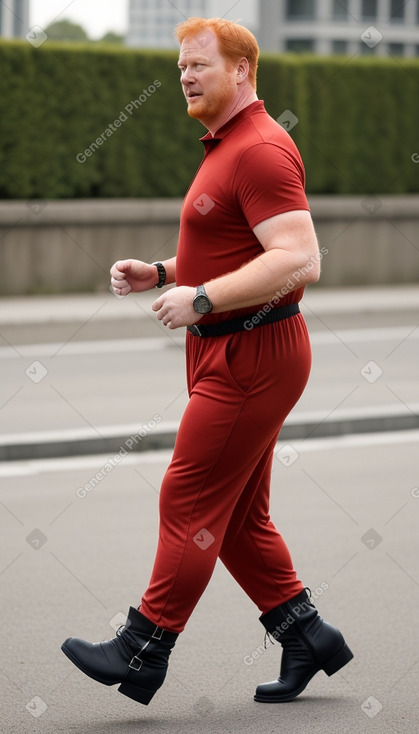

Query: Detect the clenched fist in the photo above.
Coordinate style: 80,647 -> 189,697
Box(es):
110,259 -> 158,296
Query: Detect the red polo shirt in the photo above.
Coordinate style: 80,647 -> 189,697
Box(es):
176,100 -> 310,322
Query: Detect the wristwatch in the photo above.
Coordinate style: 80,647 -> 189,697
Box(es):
152,261 -> 166,288
193,285 -> 213,314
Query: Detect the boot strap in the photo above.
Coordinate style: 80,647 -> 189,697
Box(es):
151,625 -> 163,640
129,640 -> 150,671
128,625 -> 169,671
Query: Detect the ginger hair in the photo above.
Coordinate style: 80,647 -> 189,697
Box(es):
175,17 -> 259,90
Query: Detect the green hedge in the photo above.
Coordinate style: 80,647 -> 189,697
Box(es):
0,40 -> 418,198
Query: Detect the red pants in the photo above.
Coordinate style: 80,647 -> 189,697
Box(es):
140,312 -> 311,633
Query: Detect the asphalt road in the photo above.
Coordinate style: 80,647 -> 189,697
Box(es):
1,432 -> 418,733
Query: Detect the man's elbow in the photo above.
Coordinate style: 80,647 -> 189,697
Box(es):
291,252 -> 321,287
305,261 -> 321,284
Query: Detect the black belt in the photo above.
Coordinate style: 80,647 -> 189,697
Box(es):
187,303 -> 300,338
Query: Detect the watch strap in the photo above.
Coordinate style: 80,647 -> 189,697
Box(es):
152,261 -> 166,288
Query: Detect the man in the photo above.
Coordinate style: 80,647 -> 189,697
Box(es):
61,17 -> 353,706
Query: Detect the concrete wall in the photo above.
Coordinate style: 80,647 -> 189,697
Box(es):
0,196 -> 418,295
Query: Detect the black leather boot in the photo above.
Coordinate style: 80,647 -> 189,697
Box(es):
254,588 -> 353,703
61,607 -> 178,705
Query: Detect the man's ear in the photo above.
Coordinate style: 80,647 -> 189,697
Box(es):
236,57 -> 249,83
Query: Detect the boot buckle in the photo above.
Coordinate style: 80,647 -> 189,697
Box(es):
129,654 -> 143,671
129,639 -> 151,671
152,626 -> 163,640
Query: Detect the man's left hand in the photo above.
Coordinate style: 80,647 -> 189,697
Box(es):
152,286 -> 202,329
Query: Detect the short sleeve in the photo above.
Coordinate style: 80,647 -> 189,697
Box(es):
233,141 -> 310,230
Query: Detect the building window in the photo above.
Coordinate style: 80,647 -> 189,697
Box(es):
361,0 -> 377,19
332,39 -> 349,53
286,0 -> 315,20
286,38 -> 315,52
390,0 -> 405,21
388,42 -> 404,55
359,43 -> 377,56
333,0 -> 349,20
360,40 -> 377,54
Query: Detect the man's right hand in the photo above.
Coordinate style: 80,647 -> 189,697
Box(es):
110,259 -> 158,296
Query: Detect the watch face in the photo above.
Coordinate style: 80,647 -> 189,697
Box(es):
194,295 -> 212,314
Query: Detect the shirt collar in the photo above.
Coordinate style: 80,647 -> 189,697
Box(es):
199,100 -> 266,144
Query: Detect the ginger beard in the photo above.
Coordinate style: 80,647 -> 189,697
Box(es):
185,67 -> 237,126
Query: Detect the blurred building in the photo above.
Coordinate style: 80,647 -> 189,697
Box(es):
126,0 -> 257,48
258,0 -> 419,56
0,0 -> 29,38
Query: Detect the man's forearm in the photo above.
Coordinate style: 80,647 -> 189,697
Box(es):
204,248 -> 319,313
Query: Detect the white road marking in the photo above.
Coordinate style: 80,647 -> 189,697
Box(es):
0,337 -> 185,359
0,325 -> 418,359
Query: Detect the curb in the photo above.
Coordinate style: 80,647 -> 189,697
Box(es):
1,406 -> 418,462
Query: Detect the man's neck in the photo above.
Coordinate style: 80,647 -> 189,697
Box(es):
204,88 -> 258,137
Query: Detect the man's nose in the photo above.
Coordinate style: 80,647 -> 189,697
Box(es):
181,67 -> 195,85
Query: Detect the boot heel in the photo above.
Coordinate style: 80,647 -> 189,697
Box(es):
118,681 -> 156,705
323,643 -> 354,676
